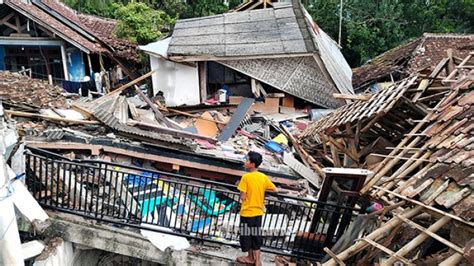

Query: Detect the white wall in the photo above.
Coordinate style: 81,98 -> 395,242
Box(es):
150,56 -> 200,107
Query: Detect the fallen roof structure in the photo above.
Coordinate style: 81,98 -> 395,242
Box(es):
300,52 -> 474,265
353,33 -> 474,92
0,0 -> 140,84
141,0 -> 353,109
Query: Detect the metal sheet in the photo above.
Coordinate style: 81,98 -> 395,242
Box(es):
217,98 -> 254,141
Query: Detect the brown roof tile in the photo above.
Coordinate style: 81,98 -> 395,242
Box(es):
7,0 -> 103,53
458,90 -> 474,106
77,14 -> 140,65
435,182 -> 471,208
452,194 -> 474,221
352,33 -> 474,90
444,165 -> 472,182
38,0 -> 139,64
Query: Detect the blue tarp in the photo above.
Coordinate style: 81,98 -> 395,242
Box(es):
124,171 -> 160,187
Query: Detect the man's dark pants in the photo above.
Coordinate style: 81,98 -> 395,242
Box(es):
239,215 -> 263,252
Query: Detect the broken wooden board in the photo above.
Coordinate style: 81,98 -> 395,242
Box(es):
217,98 -> 254,141
283,152 -> 320,188
194,112 -> 219,138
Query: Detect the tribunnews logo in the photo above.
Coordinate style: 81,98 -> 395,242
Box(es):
241,224 -> 285,236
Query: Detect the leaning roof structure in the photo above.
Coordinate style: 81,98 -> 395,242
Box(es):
353,33 -> 474,91
3,0 -> 140,67
161,0 -> 353,108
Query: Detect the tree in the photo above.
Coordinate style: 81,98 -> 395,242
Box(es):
113,2 -> 174,44
181,0 -> 230,18
304,0 -> 474,67
61,0 -> 117,17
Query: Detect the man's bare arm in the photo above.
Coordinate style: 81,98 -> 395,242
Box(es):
240,191 -> 247,202
266,187 -> 277,193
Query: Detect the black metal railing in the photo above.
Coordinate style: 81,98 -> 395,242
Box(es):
25,148 -> 360,259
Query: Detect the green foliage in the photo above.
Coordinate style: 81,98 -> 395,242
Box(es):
181,0 -> 230,18
113,2 -> 175,44
305,0 -> 473,66
61,0 -> 117,17
62,0 -> 473,64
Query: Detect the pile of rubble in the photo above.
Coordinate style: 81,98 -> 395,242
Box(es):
298,53 -> 473,265
1,70 -> 317,197
2,52 -> 473,266
0,71 -> 71,109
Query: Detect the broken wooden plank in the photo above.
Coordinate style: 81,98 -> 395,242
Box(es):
4,110 -> 100,125
283,152 -> 320,188
382,216 -> 451,266
333,93 -> 372,101
394,214 -> 464,254
374,186 -> 473,227
322,206 -> 423,266
133,85 -> 175,128
108,70 -> 156,97
128,119 -> 217,142
362,238 -> 413,265
165,108 -> 226,125
71,103 -> 94,119
324,247 -> 346,266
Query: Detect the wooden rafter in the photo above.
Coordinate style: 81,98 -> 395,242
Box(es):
233,0 -> 274,12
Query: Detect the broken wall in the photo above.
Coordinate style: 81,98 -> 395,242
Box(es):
150,56 -> 200,106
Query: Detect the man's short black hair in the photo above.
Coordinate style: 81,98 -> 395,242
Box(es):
247,151 -> 263,168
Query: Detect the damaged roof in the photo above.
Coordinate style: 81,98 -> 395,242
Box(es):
158,0 -> 353,105
4,0 -> 139,65
77,13 -> 141,65
38,0 -> 140,65
300,75 -> 417,137
220,56 -> 344,108
5,0 -> 103,54
168,2 -> 315,58
412,79 -> 474,220
353,33 -> 474,90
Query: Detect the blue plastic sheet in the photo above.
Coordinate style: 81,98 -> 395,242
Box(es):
124,171 -> 160,187
191,218 -> 212,232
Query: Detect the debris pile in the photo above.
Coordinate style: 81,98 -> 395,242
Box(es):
301,53 -> 474,265
2,41 -> 472,264
0,71 -> 71,109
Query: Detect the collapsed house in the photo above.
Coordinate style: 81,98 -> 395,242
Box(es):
0,0 -> 472,264
0,0 -> 139,89
353,33 -> 474,92
0,58 -> 354,263
299,52 -> 474,265
139,0 -> 353,109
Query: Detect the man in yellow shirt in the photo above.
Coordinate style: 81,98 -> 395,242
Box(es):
236,151 -> 277,265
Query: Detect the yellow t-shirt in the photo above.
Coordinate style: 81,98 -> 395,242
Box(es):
237,171 -> 276,217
